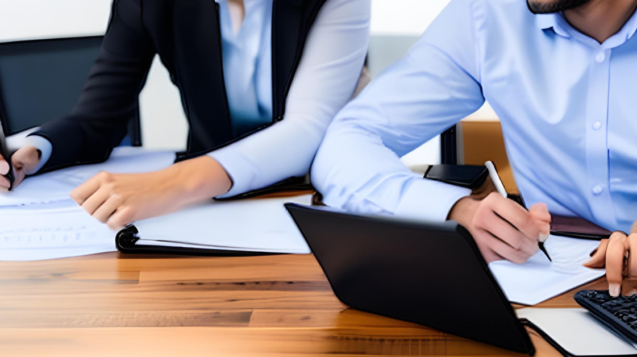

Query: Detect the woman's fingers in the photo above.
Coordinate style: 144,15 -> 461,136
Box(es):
583,239 -> 609,269
92,194 -> 124,223
70,172 -> 111,205
106,206 -> 134,231
80,188 -> 112,216
606,232 -> 628,297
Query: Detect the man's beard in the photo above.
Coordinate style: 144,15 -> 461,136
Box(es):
527,0 -> 592,14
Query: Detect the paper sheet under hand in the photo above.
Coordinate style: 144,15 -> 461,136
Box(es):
0,202 -> 116,261
0,147 -> 175,207
489,235 -> 605,305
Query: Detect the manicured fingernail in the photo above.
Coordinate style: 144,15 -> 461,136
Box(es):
539,233 -> 549,242
628,290 -> 637,297
610,284 -> 621,297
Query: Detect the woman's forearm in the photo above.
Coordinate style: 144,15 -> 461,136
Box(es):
169,155 -> 233,205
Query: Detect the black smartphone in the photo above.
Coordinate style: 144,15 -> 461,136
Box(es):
424,164 -> 488,190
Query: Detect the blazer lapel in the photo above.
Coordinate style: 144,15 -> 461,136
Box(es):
173,0 -> 232,155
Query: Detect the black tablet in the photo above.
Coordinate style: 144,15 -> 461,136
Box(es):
285,203 -> 534,355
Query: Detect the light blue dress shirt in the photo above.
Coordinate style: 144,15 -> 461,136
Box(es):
312,0 -> 637,233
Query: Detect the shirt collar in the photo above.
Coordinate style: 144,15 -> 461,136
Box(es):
535,13 -> 571,38
614,8 -> 637,44
536,10 -> 637,48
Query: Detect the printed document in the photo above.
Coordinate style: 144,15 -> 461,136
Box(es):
489,235 -> 605,305
0,147 -> 175,207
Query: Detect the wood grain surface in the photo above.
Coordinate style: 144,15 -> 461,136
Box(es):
0,252 -> 606,356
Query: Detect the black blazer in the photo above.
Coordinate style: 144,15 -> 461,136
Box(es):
34,0 -> 327,172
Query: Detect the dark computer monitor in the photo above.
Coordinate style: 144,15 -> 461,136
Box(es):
0,36 -> 141,145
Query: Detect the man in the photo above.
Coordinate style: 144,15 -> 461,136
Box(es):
312,0 -> 637,297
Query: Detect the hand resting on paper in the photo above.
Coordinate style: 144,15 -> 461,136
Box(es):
70,155 -> 232,230
0,146 -> 41,192
449,192 -> 551,264
584,220 -> 637,297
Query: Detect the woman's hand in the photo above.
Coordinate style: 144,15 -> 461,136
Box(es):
584,221 -> 637,297
70,156 -> 232,230
0,146 -> 42,192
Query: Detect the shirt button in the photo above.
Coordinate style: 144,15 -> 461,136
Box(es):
592,121 -> 602,130
592,185 -> 604,195
596,52 -> 606,63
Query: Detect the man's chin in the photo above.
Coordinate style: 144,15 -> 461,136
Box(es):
527,0 -> 591,14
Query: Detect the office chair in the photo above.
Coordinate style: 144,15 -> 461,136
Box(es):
0,36 -> 142,146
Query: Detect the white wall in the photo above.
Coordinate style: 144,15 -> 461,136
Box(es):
370,0 -> 450,166
0,0 -> 497,159
0,0 -> 111,42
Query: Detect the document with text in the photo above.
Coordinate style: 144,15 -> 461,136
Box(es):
0,201 -> 116,261
489,235 -> 605,305
0,147 -> 175,207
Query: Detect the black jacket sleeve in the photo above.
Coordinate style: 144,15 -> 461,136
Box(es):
32,0 -> 156,172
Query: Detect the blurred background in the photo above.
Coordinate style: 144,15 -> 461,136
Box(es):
0,0 -> 498,168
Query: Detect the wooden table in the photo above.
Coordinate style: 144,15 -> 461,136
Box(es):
0,252 -> 607,356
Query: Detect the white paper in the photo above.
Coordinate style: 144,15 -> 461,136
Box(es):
134,195 -> 312,254
517,308 -> 637,355
0,147 -> 175,207
0,202 -> 116,261
489,235 -> 605,305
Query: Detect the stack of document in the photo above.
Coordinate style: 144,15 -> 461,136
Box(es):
0,147 -> 176,261
132,195 -> 312,254
0,147 -> 311,261
0,201 -> 116,261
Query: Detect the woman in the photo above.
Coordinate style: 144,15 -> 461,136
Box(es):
0,0 -> 371,229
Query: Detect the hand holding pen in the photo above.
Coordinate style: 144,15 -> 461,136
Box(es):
0,146 -> 42,192
485,161 -> 552,261
448,175 -> 552,265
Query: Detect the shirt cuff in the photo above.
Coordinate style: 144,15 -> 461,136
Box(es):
24,135 -> 53,173
394,178 -> 471,223
207,148 -> 256,198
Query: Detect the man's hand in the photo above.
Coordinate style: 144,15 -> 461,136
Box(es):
70,155 -> 232,230
449,193 -> 550,264
0,146 -> 41,192
584,223 -> 637,297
